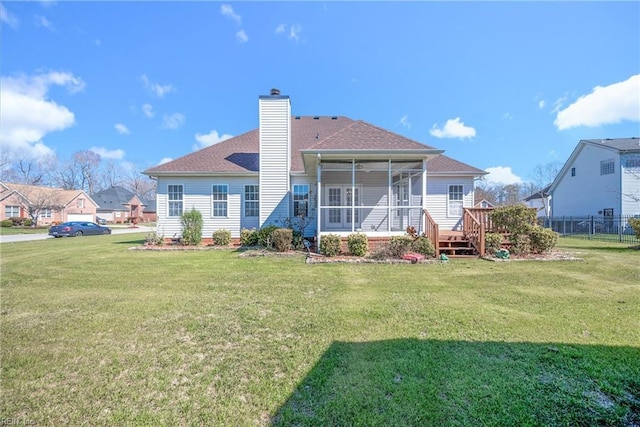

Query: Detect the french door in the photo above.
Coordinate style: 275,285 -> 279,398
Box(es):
326,185 -> 361,229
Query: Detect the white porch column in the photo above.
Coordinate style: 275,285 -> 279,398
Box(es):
421,158 -> 427,233
351,159 -> 356,233
316,154 -> 322,249
387,160 -> 392,233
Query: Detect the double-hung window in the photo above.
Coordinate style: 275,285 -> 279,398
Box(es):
293,184 -> 309,217
40,208 -> 52,219
448,185 -> 464,217
5,206 -> 20,217
212,185 -> 228,217
168,184 -> 183,217
244,185 -> 259,217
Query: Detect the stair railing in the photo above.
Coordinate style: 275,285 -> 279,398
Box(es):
463,208 -> 487,256
422,209 -> 440,256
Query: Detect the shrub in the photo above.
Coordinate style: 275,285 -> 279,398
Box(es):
256,225 -> 279,248
144,231 -> 164,246
212,229 -> 231,246
1,219 -> 13,228
23,218 -> 33,227
320,234 -> 341,257
485,233 -> 503,254
528,225 -> 559,254
181,208 -> 203,246
510,233 -> 531,255
347,233 -> 368,256
490,205 -> 536,235
240,228 -> 258,246
291,230 -> 304,250
272,228 -> 293,252
412,236 -> 435,257
629,218 -> 640,239
387,235 -> 413,258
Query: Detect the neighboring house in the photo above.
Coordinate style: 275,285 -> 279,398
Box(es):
474,199 -> 495,209
91,186 -> 156,223
0,182 -> 98,225
143,89 -> 487,244
523,185 -> 551,217
549,138 -> 640,217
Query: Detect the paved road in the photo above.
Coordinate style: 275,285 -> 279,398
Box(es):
0,225 -> 155,244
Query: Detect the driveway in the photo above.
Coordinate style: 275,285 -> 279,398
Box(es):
0,225 -> 155,244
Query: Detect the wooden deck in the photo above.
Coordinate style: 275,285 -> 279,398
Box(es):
438,231 -> 478,258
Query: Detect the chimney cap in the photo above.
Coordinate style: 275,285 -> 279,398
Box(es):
270,88 -> 281,96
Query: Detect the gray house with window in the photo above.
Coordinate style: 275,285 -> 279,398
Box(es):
549,138 -> 640,217
143,89 -> 487,244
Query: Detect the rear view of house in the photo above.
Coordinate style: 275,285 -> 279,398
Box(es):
143,89 -> 487,250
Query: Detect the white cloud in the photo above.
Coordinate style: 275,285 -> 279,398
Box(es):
89,146 -> 125,160
276,24 -> 303,42
35,15 -> 55,31
162,113 -> 185,130
538,100 -> 546,109
399,115 -> 411,129
502,112 -> 513,120
484,166 -> 523,185
114,123 -> 130,135
159,157 -> 172,165
142,103 -> 154,118
289,24 -> 302,41
141,74 -> 175,98
554,74 -> 640,130
221,4 -> 241,25
236,30 -> 248,43
0,71 -> 85,158
193,130 -> 233,150
1,4 -> 19,29
429,117 -> 476,139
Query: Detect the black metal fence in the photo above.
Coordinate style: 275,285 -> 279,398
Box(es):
540,215 -> 640,244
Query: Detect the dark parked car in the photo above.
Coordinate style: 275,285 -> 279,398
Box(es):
49,221 -> 112,238
96,217 -> 107,225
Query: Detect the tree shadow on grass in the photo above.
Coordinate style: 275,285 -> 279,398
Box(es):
271,339 -> 639,426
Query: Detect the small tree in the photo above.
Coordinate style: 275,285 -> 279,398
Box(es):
628,218 -> 640,239
181,208 -> 203,245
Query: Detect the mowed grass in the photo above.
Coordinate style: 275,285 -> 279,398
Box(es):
1,235 -> 638,426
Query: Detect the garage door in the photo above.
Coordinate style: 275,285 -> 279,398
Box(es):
67,214 -> 94,222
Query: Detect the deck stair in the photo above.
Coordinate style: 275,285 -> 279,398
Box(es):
437,231 -> 478,258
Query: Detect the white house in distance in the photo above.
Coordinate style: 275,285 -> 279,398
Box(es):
523,184 -> 551,218
549,138 -> 640,218
143,89 -> 487,245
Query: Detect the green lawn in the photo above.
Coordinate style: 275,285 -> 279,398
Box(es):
1,235 -> 638,426
0,226 -> 50,235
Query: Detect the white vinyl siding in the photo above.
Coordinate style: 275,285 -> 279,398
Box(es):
259,96 -> 291,227
621,153 -> 640,216
426,177 -> 475,230
552,144 -> 622,216
156,177 -> 259,238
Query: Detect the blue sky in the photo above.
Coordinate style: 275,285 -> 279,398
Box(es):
2,1 -> 639,185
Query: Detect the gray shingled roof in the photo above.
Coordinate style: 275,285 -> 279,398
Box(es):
91,186 -> 155,213
583,137 -> 640,152
143,116 -> 484,176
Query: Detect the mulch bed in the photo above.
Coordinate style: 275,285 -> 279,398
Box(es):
481,250 -> 583,262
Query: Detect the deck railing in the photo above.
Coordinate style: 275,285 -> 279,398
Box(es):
422,209 -> 440,255
462,208 -> 486,256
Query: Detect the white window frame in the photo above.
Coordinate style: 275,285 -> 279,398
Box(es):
448,184 -> 464,217
77,198 -> 85,208
39,208 -> 52,219
292,184 -> 309,217
212,184 -> 228,218
5,206 -> 20,217
168,184 -> 184,217
244,185 -> 259,217
600,159 -> 614,176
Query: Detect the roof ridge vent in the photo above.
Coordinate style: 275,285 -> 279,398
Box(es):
270,88 -> 280,96
313,116 -> 319,120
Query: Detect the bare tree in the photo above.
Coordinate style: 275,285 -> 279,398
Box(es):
1,153 -> 58,185
54,150 -> 102,192
9,184 -> 66,227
